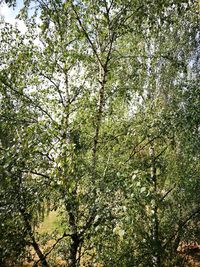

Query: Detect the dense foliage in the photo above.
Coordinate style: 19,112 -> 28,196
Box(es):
0,0 -> 199,266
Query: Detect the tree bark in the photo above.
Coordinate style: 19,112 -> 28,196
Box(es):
149,145 -> 162,267
68,233 -> 80,267
20,209 -> 49,267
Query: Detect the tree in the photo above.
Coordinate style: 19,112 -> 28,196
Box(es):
0,0 -> 199,266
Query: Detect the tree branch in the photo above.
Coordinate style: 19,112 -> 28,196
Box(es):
20,170 -> 50,180
70,1 -> 103,68
34,232 -> 72,266
163,207 -> 200,249
160,184 -> 176,203
40,73 -> 66,108
0,76 -> 56,123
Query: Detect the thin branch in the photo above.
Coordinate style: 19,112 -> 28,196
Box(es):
163,207 -> 200,249
125,136 -> 159,163
160,184 -> 176,202
40,73 -> 66,108
68,71 -> 91,104
20,170 -> 50,180
0,76 -> 56,123
0,114 -> 38,124
154,146 -> 168,161
37,0 -> 49,11
125,136 -> 146,163
34,150 -> 55,163
110,4 -> 144,31
70,2 -> 103,68
34,232 -> 72,266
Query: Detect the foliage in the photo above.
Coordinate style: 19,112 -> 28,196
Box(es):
0,0 -> 199,266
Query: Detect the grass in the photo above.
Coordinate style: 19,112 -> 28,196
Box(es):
38,210 -> 59,234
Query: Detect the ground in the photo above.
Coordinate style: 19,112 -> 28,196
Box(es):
15,212 -> 200,266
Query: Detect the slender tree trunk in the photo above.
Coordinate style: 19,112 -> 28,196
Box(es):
20,209 -> 49,267
66,205 -> 80,267
62,69 -> 80,267
31,239 -> 49,267
149,145 -> 162,267
92,64 -> 107,168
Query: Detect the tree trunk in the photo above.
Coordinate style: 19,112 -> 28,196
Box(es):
20,209 -> 49,267
149,146 -> 162,267
68,233 -> 80,267
31,239 -> 49,267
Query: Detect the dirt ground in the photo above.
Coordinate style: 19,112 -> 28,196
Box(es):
17,253 -> 200,267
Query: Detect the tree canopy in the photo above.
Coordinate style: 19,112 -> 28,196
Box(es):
0,0 -> 199,266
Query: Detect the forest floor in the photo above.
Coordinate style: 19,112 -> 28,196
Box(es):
187,254 -> 200,267
15,212 -> 200,266
180,250 -> 200,267
18,245 -> 200,267
18,254 -> 200,267
16,251 -> 200,267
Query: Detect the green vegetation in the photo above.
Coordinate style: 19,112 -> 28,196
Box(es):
38,211 -> 60,234
0,0 -> 199,266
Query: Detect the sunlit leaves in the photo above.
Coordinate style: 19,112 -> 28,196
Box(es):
0,0 -> 199,266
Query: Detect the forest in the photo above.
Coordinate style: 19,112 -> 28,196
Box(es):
0,0 -> 199,266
